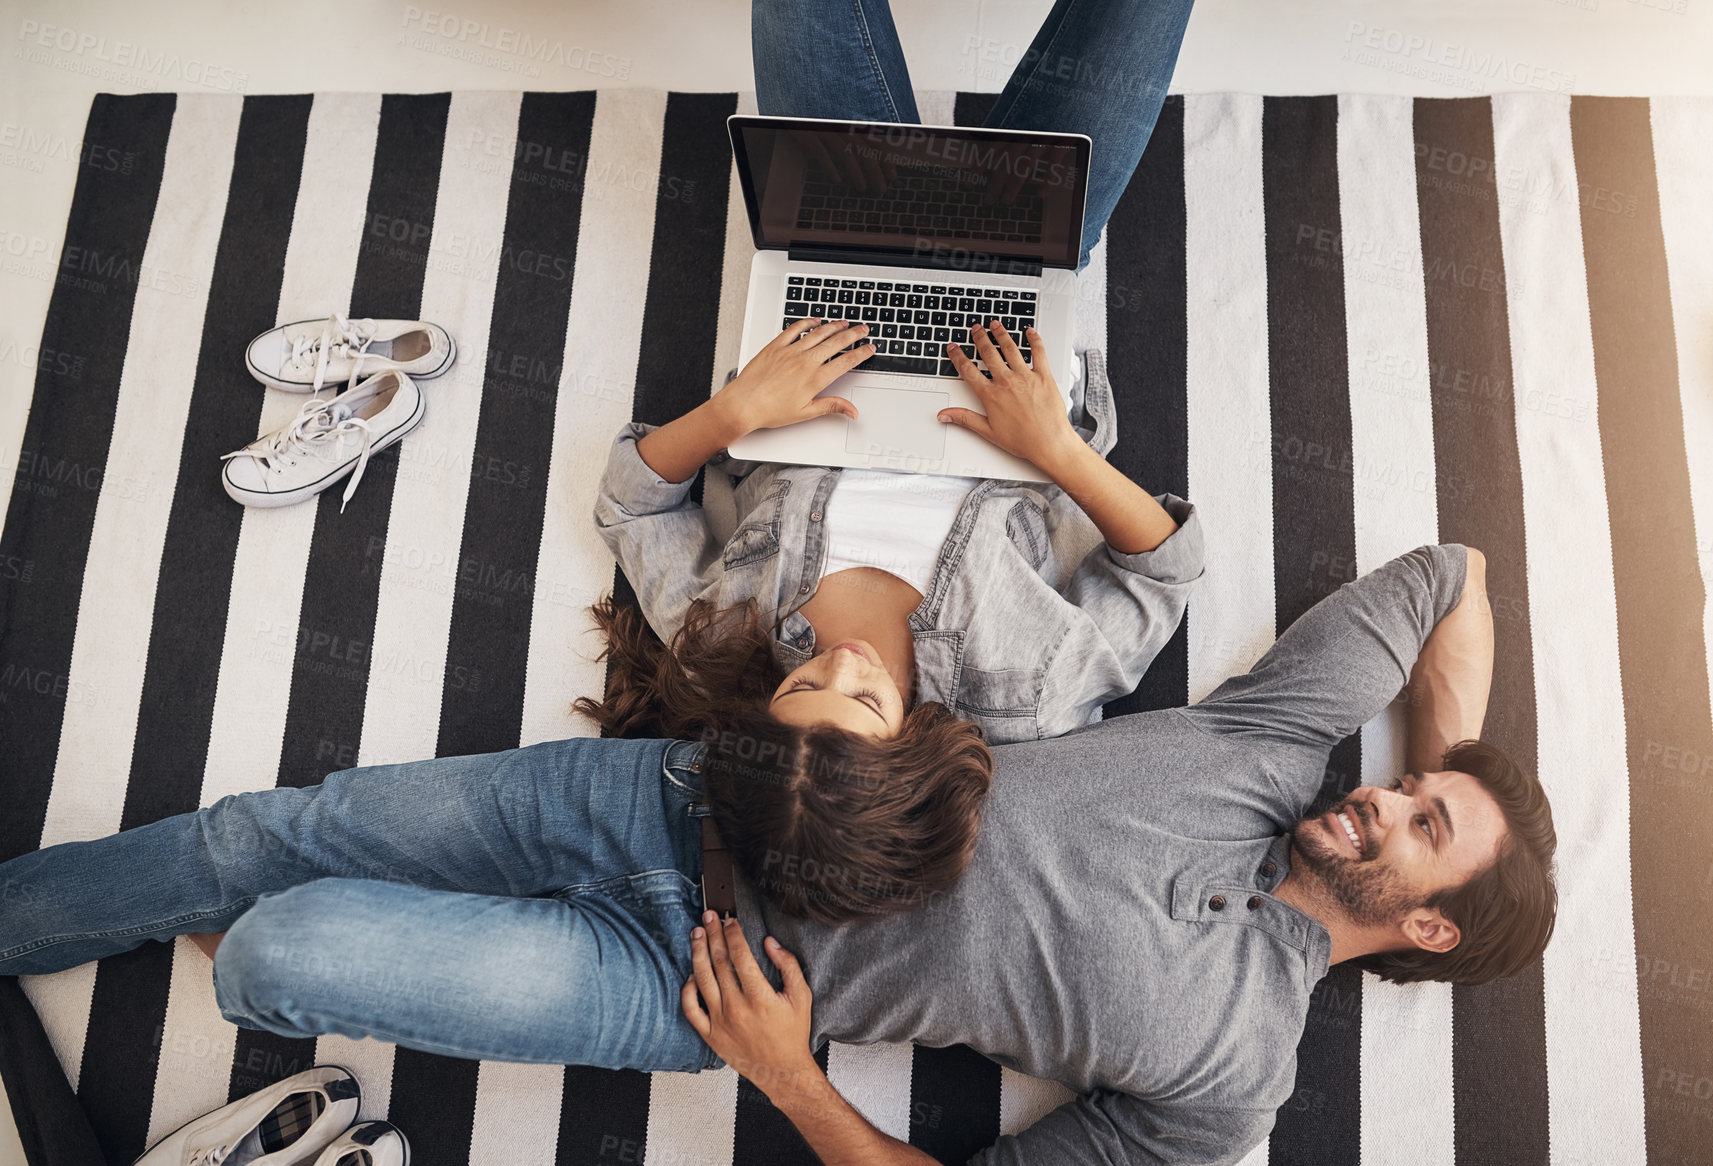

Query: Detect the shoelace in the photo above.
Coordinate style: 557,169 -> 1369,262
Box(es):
220,396 -> 378,513
188,1143 -> 231,1166
287,312 -> 379,396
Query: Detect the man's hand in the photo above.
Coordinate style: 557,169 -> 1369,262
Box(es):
681,913 -> 819,1101
937,321 -> 1083,473
681,912 -> 942,1165
714,320 -> 875,435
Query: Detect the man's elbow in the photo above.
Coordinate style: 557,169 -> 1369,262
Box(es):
1462,545 -> 1487,598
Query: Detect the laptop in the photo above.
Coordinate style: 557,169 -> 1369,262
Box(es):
726,115 -> 1092,482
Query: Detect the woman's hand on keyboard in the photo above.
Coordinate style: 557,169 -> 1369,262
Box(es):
937,322 -> 1082,472
714,319 -> 875,434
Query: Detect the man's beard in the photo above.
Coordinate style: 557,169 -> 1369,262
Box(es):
1290,800 -> 1425,929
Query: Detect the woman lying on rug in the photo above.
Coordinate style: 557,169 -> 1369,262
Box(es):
584,0 -> 1204,924
586,310 -> 1204,919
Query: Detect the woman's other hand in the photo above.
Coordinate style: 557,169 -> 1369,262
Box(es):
937,322 -> 1082,474
715,319 -> 876,436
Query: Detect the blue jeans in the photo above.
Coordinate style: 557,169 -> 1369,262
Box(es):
0,737 -> 721,1072
752,0 -> 1197,271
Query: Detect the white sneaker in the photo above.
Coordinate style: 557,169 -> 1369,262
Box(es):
246,313 -> 455,395
131,1064 -> 361,1166
309,1121 -> 410,1166
220,369 -> 425,512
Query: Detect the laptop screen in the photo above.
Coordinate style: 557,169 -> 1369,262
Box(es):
728,116 -> 1091,270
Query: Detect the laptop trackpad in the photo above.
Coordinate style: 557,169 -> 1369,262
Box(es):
844,387 -> 949,464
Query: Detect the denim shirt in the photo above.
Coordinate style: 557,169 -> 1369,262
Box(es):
592,349 -> 1206,743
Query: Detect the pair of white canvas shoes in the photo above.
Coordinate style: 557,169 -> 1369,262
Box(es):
132,1065 -> 408,1166
221,313 -> 456,511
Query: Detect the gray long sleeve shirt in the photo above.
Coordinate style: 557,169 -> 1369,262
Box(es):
732,543 -> 1470,1164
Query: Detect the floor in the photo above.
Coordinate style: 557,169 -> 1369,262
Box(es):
0,1 -> 1707,1161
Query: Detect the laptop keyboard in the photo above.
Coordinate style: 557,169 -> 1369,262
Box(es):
783,275 -> 1037,378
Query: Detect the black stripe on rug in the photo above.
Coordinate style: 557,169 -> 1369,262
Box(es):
1261,93 -> 1362,1166
231,90 -> 455,1119
732,1044 -> 832,1166
909,1042 -> 1001,1165
1573,94 -> 1713,1166
1412,95 -> 1551,1166
632,92 -> 743,431
72,94 -> 314,1163
578,88 -> 738,1165
0,975 -> 105,1166
0,92 -> 175,866
1100,93 -> 1190,720
387,89 -> 596,1166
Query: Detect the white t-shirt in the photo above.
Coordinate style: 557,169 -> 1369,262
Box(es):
819,469 -> 979,596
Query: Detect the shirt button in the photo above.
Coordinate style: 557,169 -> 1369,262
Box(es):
1208,895 -> 1226,911
1261,861 -> 1278,878
810,510 -> 822,521
1247,895 -> 1263,910
799,583 -> 810,594
796,637 -> 809,649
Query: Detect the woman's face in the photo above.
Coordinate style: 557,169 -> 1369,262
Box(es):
769,639 -> 905,739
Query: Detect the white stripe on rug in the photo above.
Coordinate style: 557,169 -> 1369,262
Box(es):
827,1042 -> 914,1141
20,90 -> 243,1103
1493,90 -> 1647,1164
1653,97 -> 1713,729
356,90 -> 521,770
467,1060 -> 564,1166
1183,92 -> 1274,705
642,88 -> 755,1165
998,1066 -> 1073,1140
1337,92 -> 1454,1166
519,87 -> 665,748
325,91 -> 524,1122
159,89 -> 379,1141
1183,90 -> 1275,1166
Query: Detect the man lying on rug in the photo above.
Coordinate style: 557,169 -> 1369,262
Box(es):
0,540 -> 1555,1166
679,540 -> 1559,1165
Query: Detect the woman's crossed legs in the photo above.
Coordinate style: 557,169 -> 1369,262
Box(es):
751,0 -> 1198,271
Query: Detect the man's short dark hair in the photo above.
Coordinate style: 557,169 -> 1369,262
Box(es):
1352,739 -> 1558,986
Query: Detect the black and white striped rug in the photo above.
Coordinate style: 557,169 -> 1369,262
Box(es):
3,87 -> 1710,1166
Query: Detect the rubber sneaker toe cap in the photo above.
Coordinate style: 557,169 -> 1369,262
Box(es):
222,454 -> 272,497
248,329 -> 292,380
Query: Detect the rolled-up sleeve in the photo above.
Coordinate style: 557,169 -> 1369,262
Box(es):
1036,494 -> 1206,737
972,1089 -> 1274,1166
592,421 -> 726,643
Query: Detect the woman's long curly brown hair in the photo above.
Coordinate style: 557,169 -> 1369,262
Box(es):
574,596 -> 994,923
